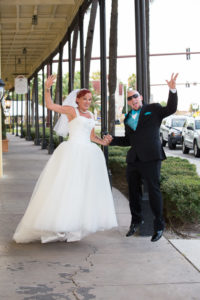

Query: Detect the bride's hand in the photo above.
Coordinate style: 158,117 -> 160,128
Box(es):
45,75 -> 56,90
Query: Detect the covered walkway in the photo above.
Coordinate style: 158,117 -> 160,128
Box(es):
0,134 -> 200,299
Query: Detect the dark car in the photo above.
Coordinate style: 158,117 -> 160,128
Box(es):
160,115 -> 189,149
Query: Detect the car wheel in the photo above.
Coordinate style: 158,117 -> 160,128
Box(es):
194,141 -> 200,157
168,138 -> 176,150
182,140 -> 190,154
160,134 -> 167,146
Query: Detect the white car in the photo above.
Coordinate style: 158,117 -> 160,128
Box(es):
182,117 -> 200,157
160,115 -> 188,149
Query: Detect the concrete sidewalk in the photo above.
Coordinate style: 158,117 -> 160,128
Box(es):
0,134 -> 200,300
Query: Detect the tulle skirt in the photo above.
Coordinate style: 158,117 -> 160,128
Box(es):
13,140 -> 117,243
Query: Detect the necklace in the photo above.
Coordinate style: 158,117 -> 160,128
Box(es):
79,109 -> 88,114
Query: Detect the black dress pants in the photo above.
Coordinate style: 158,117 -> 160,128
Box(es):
126,159 -> 164,231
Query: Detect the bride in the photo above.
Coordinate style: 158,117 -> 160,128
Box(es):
13,75 -> 117,243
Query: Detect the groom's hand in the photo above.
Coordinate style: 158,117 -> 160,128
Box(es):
166,73 -> 178,90
103,134 -> 113,145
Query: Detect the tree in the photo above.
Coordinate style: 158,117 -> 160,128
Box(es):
91,71 -> 101,81
89,89 -> 101,114
128,73 -> 136,89
62,71 -> 81,99
108,0 -> 118,135
160,101 -> 167,107
85,0 -> 98,89
189,103 -> 199,113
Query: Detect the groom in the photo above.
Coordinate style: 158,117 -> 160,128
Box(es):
110,73 -> 178,242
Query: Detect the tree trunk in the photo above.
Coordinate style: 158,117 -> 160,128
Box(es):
72,24 -> 79,89
85,0 -> 98,89
108,0 -> 118,135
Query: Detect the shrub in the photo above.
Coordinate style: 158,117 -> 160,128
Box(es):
161,158 -> 200,225
109,147 -> 200,225
22,126 -> 67,149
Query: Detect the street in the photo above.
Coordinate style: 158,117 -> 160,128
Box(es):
164,145 -> 200,176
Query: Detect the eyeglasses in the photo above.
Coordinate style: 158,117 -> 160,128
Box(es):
127,93 -> 140,101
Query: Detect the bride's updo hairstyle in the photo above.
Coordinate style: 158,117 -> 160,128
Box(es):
77,89 -> 91,99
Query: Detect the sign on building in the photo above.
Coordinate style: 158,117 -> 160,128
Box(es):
15,75 -> 28,94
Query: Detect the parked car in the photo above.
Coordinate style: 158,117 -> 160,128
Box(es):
182,117 -> 200,157
160,115 -> 188,149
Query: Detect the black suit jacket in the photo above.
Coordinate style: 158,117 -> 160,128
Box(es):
111,91 -> 178,163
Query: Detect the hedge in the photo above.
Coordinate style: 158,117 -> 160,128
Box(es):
109,146 -> 200,225
22,126 -> 68,148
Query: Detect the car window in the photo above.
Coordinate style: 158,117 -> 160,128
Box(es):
172,119 -> 186,127
195,120 -> 200,129
183,120 -> 187,127
166,119 -> 171,127
188,121 -> 194,129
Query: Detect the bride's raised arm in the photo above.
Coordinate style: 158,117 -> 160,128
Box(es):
45,75 -> 75,118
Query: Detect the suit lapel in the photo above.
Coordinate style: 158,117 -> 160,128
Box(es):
124,110 -> 132,123
135,106 -> 145,129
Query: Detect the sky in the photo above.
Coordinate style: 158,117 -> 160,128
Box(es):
57,0 -> 200,111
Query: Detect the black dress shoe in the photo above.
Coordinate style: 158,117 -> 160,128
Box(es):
126,221 -> 144,237
151,230 -> 163,242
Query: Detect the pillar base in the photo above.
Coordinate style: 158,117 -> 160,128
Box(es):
41,139 -> 48,149
48,143 -> 54,154
34,138 -> 40,146
26,136 -> 32,141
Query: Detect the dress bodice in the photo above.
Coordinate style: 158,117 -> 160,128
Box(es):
68,110 -> 95,143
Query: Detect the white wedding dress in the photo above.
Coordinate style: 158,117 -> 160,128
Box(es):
13,110 -> 117,243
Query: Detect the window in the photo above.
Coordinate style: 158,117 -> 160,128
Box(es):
195,120 -> 200,130
172,118 -> 186,127
166,118 -> 171,127
188,122 -> 194,130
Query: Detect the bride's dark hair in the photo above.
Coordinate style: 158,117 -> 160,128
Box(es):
77,89 -> 91,98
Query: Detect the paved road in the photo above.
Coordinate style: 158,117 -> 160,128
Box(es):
164,145 -> 200,176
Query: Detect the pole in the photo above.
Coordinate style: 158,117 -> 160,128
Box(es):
135,0 -> 151,236
0,101 -> 2,177
0,30 -> 3,177
99,0 -> 108,165
41,66 -> 47,149
16,94 -> 18,136
34,74 -> 40,145
135,0 -> 142,94
12,91 -> 14,135
20,94 -> 24,138
47,63 -> 54,154
58,44 -> 63,144
26,84 -> 32,140
141,0 -> 148,102
68,32 -> 73,93
79,6 -> 85,88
